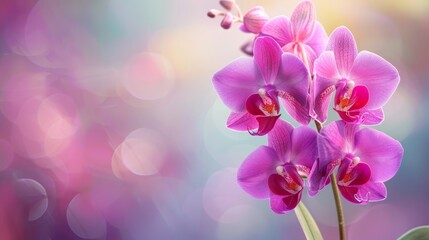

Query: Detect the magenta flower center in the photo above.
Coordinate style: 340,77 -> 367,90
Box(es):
334,80 -> 369,112
337,157 -> 371,187
246,88 -> 280,117
268,166 -> 303,195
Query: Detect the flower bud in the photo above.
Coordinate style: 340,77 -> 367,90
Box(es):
207,9 -> 217,18
219,0 -> 235,11
242,7 -> 269,34
221,13 -> 234,29
240,39 -> 254,56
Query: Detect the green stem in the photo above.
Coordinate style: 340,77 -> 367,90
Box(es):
314,120 -> 346,240
330,173 -> 346,240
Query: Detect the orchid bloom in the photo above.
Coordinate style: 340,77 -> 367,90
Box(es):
313,26 -> 400,125
260,0 -> 327,71
309,121 -> 403,204
237,120 -> 318,213
212,36 -> 310,135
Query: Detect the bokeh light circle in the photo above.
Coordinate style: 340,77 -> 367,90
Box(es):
66,193 -> 106,239
115,128 -> 165,176
202,168 -> 251,222
123,52 -> 175,100
15,178 -> 48,221
216,205 -> 268,240
37,93 -> 80,139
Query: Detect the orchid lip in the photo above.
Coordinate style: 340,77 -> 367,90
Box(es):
247,88 -> 280,117
338,157 -> 371,187
334,80 -> 369,115
335,80 -> 355,111
273,165 -> 303,194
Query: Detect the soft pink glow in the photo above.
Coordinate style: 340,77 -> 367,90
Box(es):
123,52 -> 175,100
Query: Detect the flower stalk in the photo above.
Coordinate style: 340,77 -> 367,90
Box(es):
330,172 -> 346,240
315,120 -> 345,240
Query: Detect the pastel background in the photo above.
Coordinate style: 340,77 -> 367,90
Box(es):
0,0 -> 427,239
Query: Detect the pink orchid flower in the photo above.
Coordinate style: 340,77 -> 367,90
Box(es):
260,0 -> 328,70
313,26 -> 400,125
237,120 -> 318,213
309,121 -> 403,204
212,36 -> 310,135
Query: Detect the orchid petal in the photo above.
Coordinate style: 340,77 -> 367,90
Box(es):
279,93 -> 311,125
338,185 -> 361,204
226,112 -> 258,131
349,85 -> 369,110
360,108 -> 384,125
268,119 -> 293,162
336,110 -> 361,124
284,164 -> 304,186
268,164 -> 302,196
270,191 -> 302,214
336,157 -> 351,182
314,51 -> 341,81
340,181 -> 387,204
281,41 -> 317,71
291,0 -> 316,42
303,44 -> 318,71
327,26 -> 358,77
254,37 -> 282,85
313,82 -> 335,124
337,160 -> 371,186
349,51 -> 400,110
237,146 -> 279,199
268,174 -> 294,196
260,16 -> 293,47
276,53 -> 311,125
246,94 -> 265,116
358,181 -> 387,202
308,158 -> 332,196
314,51 -> 340,123
316,121 -> 360,187
337,108 -> 383,126
291,126 -> 318,170
305,21 -> 328,57
253,115 -> 281,136
354,128 -> 403,182
246,90 -> 280,116
276,53 -> 309,106
213,57 -> 263,112
318,121 -> 349,164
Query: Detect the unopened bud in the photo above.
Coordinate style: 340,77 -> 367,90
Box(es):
207,9 -> 223,18
240,39 -> 254,56
221,13 -> 234,29
242,7 -> 269,34
207,10 -> 216,18
219,0 -> 235,11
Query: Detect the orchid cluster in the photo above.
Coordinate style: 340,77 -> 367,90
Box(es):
209,0 -> 404,228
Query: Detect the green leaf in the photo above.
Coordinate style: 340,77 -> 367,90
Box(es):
398,226 -> 429,240
294,202 -> 324,240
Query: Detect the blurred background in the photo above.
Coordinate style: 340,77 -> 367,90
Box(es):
0,0 -> 428,239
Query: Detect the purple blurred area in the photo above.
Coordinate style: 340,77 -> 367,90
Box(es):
0,0 -> 428,239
